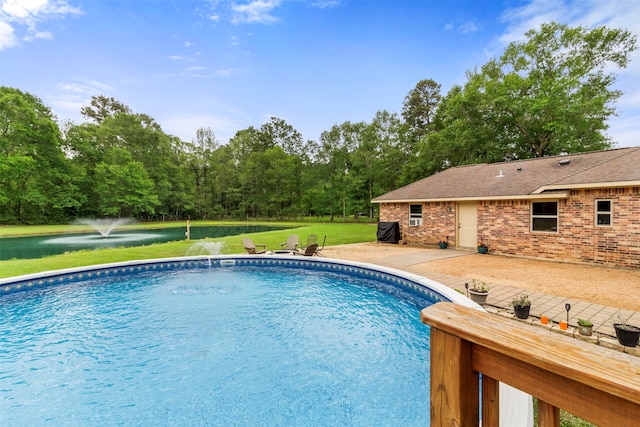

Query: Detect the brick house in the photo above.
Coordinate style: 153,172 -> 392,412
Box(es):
371,147 -> 640,268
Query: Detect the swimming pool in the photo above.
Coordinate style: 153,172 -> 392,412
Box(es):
1,256 -> 480,425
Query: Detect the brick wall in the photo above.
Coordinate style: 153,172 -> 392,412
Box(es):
379,187 -> 640,268
379,202 -> 457,245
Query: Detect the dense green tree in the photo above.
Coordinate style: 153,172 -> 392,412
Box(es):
313,124 -> 354,220
208,144 -> 241,218
262,146 -> 298,217
227,127 -> 264,218
495,22 -> 636,157
185,127 -> 219,219
0,87 -> 81,223
369,110 -> 410,192
401,78 -> 442,141
68,101 -> 182,219
226,118 -> 307,218
423,81 -> 507,172
428,22 -> 637,167
259,117 -> 304,156
345,121 -> 378,219
165,137 -> 197,220
64,122 -> 105,217
93,147 -> 159,217
259,117 -> 306,211
81,95 -> 132,124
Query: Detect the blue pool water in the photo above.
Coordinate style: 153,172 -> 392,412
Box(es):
0,263 -> 436,425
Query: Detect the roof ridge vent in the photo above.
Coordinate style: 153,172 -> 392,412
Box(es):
558,159 -> 571,166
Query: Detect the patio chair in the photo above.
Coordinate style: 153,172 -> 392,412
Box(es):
313,235 -> 326,257
280,234 -> 300,251
305,234 -> 318,248
294,243 -> 318,257
243,238 -> 268,254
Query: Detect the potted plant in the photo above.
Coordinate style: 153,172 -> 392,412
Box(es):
613,314 -> 640,347
511,294 -> 531,319
477,241 -> 488,254
577,319 -> 593,336
467,279 -> 489,304
438,237 -> 448,249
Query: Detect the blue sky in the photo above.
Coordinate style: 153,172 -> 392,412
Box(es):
1,0 -> 639,147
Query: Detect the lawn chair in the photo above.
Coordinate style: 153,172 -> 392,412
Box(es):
280,234 -> 300,251
305,234 -> 318,248
313,235 -> 326,257
294,243 -> 318,257
243,238 -> 268,254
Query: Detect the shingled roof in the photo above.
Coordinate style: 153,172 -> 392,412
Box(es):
372,146 -> 640,202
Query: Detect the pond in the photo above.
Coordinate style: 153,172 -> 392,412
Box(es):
0,225 -> 287,261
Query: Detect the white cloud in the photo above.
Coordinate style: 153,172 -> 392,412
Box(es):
2,0 -> 81,22
24,29 -> 52,40
48,93 -> 84,114
187,68 -> 245,78
0,20 -> 15,48
213,69 -> 235,76
310,1 -> 341,9
444,21 -> 480,34
498,0 -> 640,51
2,0 -> 45,19
497,1 -> 569,47
231,0 -> 281,24
0,0 -> 81,49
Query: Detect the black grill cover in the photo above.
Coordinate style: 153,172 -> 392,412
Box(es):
377,222 -> 400,244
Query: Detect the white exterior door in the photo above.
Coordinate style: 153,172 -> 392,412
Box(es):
458,203 -> 478,248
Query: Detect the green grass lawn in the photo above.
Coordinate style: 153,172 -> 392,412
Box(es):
0,221 -> 377,278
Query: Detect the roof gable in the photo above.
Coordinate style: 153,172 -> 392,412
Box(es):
372,147 -> 640,202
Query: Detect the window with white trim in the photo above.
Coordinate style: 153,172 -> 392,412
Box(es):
409,204 -> 422,226
531,201 -> 558,232
595,200 -> 612,226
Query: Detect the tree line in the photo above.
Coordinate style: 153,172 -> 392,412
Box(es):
1,23 -> 636,224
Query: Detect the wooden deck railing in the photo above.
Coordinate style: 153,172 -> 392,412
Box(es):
420,303 -> 640,426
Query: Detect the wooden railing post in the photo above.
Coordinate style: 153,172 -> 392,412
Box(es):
429,328 -> 479,427
538,400 -> 560,427
482,375 -> 500,427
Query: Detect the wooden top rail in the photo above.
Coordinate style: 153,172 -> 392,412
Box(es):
421,303 -> 640,426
